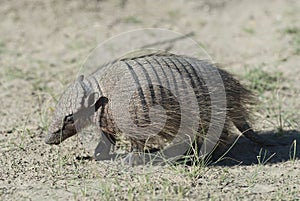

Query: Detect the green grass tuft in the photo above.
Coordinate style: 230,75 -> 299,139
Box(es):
123,16 -> 142,24
244,67 -> 283,94
242,27 -> 255,35
283,26 -> 300,55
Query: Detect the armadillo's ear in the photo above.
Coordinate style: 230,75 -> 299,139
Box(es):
76,75 -> 86,93
74,75 -> 86,110
85,92 -> 99,108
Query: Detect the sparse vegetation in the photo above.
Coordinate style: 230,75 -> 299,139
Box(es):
123,16 -> 142,24
242,27 -> 255,35
1,0 -> 300,200
244,66 -> 283,94
283,26 -> 300,55
0,40 -> 6,54
243,66 -> 295,132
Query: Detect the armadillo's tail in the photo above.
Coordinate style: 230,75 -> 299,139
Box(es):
234,118 -> 278,146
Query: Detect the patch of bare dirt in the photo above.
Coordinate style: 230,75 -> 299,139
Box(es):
0,0 -> 299,200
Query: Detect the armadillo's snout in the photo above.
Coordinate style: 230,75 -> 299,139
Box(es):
45,132 -> 63,145
45,123 -> 78,145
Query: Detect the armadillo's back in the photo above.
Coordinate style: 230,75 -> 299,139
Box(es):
88,54 -> 253,150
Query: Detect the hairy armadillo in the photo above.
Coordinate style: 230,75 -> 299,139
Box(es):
45,53 -> 268,165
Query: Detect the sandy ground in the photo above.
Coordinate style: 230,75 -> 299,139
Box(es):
0,0 -> 300,200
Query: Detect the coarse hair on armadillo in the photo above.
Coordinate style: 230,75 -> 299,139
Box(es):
93,52 -> 257,151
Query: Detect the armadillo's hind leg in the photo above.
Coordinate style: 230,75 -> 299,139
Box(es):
94,131 -> 117,161
234,118 -> 278,146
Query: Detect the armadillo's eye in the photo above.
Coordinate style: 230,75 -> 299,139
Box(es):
65,115 -> 74,123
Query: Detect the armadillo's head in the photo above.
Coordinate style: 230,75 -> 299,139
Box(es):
45,75 -> 100,145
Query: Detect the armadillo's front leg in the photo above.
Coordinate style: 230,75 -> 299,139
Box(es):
122,141 -> 172,166
122,149 -> 144,166
94,131 -> 117,161
122,141 -> 147,166
122,149 -> 169,166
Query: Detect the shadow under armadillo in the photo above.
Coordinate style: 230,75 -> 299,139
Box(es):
211,129 -> 300,166
90,130 -> 300,166
90,129 -> 300,166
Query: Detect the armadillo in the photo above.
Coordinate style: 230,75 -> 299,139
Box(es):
45,53 -> 269,165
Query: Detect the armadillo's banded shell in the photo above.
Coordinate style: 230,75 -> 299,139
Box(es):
87,54 -> 233,149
